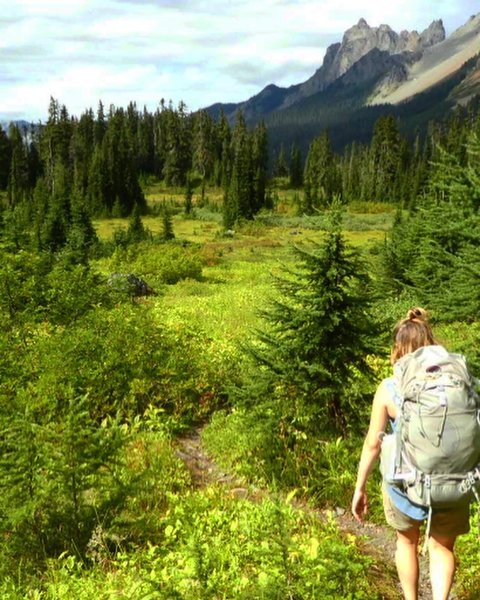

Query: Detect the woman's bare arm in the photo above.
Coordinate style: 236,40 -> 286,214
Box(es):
351,381 -> 390,522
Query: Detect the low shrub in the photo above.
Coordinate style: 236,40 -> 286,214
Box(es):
104,240 -> 203,288
13,489 -> 381,599
455,512 -> 480,599
202,407 -> 383,513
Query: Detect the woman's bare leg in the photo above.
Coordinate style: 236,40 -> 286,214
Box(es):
428,534 -> 456,600
395,528 -> 420,600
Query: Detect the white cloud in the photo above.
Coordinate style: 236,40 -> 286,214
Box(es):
13,0 -> 90,17
0,0 -> 477,121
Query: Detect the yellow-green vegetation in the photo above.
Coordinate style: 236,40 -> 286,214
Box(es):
9,489 -> 381,599
1,183 -> 478,600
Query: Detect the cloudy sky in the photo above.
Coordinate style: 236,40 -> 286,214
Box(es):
1,0 -> 478,122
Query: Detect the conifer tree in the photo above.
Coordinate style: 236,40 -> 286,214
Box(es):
0,393 -> 127,562
65,192 -> 98,264
137,106 -> 155,173
41,204 -> 68,253
161,205 -> 175,241
303,131 -> 339,208
222,184 -> 237,230
251,121 -> 268,213
0,125 -> 12,190
274,144 -> 289,178
127,203 -> 148,243
370,114 -> 401,202
225,111 -> 254,223
71,109 -> 95,200
381,124 -> 480,318
184,177 -> 194,214
192,110 -> 215,181
289,143 -> 303,189
162,101 -> 191,186
245,206 -> 378,434
94,100 -> 107,145
214,110 -> 231,188
7,124 -> 30,207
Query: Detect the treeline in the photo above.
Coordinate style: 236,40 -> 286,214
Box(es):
278,100 -> 480,212
1,95 -> 480,247
0,98 -> 270,248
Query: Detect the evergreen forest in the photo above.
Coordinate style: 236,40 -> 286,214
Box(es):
0,95 -> 479,598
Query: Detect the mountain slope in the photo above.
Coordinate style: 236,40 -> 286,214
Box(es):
369,13 -> 480,104
205,13 -> 480,151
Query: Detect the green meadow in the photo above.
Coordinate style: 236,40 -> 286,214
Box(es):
0,185 -> 478,599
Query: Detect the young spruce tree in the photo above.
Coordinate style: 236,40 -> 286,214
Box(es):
246,205 -> 379,435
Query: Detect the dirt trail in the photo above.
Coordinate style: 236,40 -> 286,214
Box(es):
175,427 -> 461,600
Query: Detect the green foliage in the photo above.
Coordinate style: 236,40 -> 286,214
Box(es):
0,124 -> 12,190
184,177 -> 194,214
1,101 -> 480,600
0,393 -> 127,567
303,131 -> 340,210
379,126 -> 480,322
222,113 -> 269,228
17,489 -> 379,599
203,407 -> 367,508
106,240 -> 202,287
161,205 -> 176,241
455,512 -> 480,599
289,143 -> 303,189
106,415 -> 192,548
126,203 -> 149,242
369,115 -> 402,203
241,207 -> 379,435
0,249 -> 114,327
64,198 -> 99,264
382,200 -> 480,321
21,305 -> 204,421
0,409 -> 193,587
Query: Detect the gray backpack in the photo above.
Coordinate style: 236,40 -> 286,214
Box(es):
381,345 -> 480,516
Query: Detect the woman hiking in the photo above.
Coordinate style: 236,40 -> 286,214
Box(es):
351,308 -> 474,600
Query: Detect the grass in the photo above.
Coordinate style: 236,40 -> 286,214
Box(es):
11,181 -> 480,599
92,185 -> 391,347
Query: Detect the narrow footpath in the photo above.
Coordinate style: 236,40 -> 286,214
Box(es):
175,426 -> 454,600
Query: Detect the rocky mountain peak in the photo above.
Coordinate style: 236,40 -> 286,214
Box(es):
419,19 -> 445,47
320,18 -> 446,83
278,17 -> 447,110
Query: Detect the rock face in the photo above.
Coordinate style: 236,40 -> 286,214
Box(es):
286,18 -> 445,105
205,13 -> 470,125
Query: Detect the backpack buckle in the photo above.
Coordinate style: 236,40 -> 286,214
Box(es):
460,471 -> 478,493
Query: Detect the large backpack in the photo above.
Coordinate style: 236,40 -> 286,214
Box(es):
381,345 -> 480,515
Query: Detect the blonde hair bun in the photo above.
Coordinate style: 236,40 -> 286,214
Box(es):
406,307 -> 429,322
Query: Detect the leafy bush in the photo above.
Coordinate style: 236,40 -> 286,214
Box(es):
94,417 -> 192,551
105,240 -> 203,287
1,295 -> 233,432
203,407 -> 370,509
0,421 -> 193,592
456,512 -> 480,599
0,394 -> 128,570
0,248 -> 115,327
14,489 -> 380,599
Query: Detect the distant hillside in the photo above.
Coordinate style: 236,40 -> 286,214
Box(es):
205,13 -> 480,153
0,120 -> 32,132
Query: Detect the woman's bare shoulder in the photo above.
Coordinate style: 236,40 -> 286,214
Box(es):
375,377 -> 397,417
